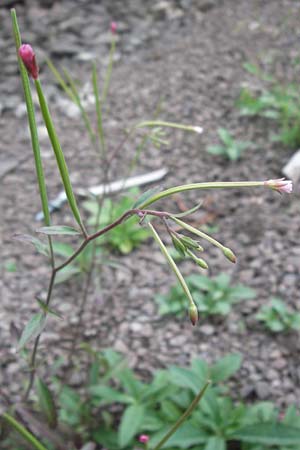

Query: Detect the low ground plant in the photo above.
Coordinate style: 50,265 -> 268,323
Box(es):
82,188 -> 150,254
207,128 -> 254,161
155,273 -> 255,317
3,350 -> 300,450
256,298 -> 300,333
237,62 -> 300,148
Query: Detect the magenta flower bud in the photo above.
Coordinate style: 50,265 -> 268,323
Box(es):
264,178 -> 292,194
110,21 -> 117,34
18,44 -> 39,79
189,303 -> 199,326
138,435 -> 149,444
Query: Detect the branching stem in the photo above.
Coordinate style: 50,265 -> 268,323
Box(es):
24,208 -> 169,399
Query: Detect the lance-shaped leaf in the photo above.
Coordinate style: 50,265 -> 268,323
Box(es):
11,10 -> 51,228
18,312 -> 47,350
148,222 -> 196,313
36,377 -> 57,428
172,201 -> 203,218
13,234 -> 49,256
36,299 -> 63,319
34,78 -> 86,234
132,186 -> 162,209
230,422 -> 300,445
37,225 -> 81,236
118,403 -> 145,448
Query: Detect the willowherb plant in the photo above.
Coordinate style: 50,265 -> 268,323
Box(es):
1,8 -> 294,450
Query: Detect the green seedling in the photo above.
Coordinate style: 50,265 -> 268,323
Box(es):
207,128 -> 254,161
237,62 -> 300,148
257,298 -> 300,333
155,272 -> 255,317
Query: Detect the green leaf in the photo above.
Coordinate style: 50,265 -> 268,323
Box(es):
210,353 -> 242,382
153,422 -> 209,448
160,400 -> 182,422
35,78 -> 85,231
204,436 -> 226,450
37,225 -> 81,236
117,368 -> 145,398
59,386 -> 80,412
93,427 -> 118,448
4,261 -> 17,272
54,266 -> 81,284
207,145 -> 225,155
218,128 -> 233,146
168,366 -> 200,394
132,186 -> 162,208
231,422 -> 300,445
118,404 -> 145,448
36,377 -> 57,428
13,234 -> 49,256
172,202 -> 203,218
52,242 -> 74,258
18,313 -> 47,350
89,385 -> 134,405
243,62 -> 260,76
36,298 -> 63,319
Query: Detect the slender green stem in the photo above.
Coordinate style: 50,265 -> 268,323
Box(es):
102,35 -> 116,104
46,59 -> 75,103
152,381 -> 210,450
92,62 -> 105,155
3,413 -> 49,450
34,78 -> 87,236
11,9 -> 51,228
61,67 -> 97,147
138,181 -> 265,209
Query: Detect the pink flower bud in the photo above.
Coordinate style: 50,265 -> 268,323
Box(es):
110,21 -> 117,34
18,44 -> 39,79
264,178 -> 293,194
138,435 -> 149,444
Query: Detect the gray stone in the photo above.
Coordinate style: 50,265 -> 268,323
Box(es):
282,149 -> 300,183
255,381 -> 270,400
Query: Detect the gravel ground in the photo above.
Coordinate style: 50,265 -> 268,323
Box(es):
1,0 -> 300,413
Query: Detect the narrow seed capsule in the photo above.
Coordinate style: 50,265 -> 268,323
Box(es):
189,303 -> 199,326
195,257 -> 209,269
222,246 -> 237,263
171,235 -> 186,256
180,235 -> 201,250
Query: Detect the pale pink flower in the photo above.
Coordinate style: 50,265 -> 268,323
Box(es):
138,435 -> 149,444
264,178 -> 293,194
18,44 -> 39,79
110,21 -> 117,34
